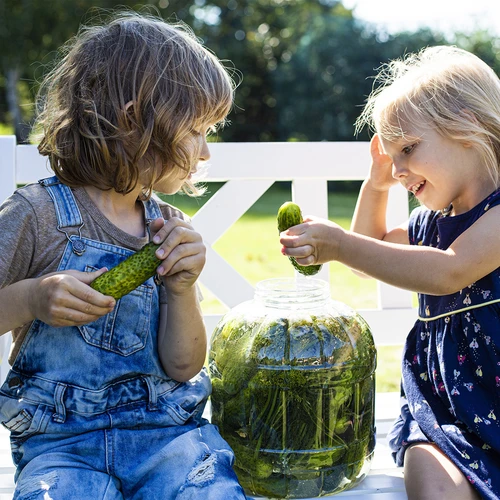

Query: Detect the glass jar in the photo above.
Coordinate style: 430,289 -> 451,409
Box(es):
209,278 -> 377,499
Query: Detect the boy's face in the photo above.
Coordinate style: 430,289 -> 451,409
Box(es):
380,125 -> 492,215
151,125 -> 212,195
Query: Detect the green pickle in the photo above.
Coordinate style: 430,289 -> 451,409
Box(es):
277,201 -> 322,276
90,241 -> 161,299
209,278 -> 377,498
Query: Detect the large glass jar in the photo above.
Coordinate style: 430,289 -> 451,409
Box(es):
209,278 -> 377,499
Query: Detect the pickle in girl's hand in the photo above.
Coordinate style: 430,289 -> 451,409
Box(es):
277,201 -> 322,276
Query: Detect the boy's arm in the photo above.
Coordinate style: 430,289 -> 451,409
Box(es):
149,216 -> 207,382
0,270 -> 115,335
158,288 -> 207,382
0,279 -> 37,335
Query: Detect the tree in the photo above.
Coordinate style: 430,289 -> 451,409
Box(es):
0,0 -> 140,142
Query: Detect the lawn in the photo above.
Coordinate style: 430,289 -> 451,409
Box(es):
160,181 -> 404,393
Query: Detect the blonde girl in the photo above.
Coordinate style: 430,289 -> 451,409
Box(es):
281,46 -> 500,500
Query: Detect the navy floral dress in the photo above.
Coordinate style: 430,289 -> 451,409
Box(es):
388,189 -> 500,499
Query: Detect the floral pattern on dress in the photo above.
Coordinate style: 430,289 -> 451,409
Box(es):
387,189 -> 500,499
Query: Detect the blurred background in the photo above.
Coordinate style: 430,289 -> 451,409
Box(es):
1,0 -> 499,144
2,0 -> 499,391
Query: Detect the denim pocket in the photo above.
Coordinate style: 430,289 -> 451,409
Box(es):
2,403 -> 48,442
78,265 -> 154,356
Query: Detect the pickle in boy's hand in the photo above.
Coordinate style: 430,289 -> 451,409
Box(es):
90,242 -> 161,299
277,201 -> 322,276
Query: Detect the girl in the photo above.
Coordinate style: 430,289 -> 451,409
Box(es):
280,46 -> 500,500
0,11 -> 246,500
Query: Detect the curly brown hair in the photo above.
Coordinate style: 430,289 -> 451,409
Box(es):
34,11 -> 236,197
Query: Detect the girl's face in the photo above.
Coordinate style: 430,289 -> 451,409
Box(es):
151,125 -> 212,195
379,126 -> 494,215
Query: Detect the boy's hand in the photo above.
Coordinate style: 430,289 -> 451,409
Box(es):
150,217 -> 206,294
30,268 -> 115,327
367,134 -> 397,192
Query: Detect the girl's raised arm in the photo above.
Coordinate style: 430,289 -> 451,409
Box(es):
350,135 -> 409,245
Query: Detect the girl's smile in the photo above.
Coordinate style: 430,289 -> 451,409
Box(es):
380,127 -> 495,215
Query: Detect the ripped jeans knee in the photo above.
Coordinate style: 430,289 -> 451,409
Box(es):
14,470 -> 58,500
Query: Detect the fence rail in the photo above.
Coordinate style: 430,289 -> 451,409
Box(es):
0,136 -> 417,375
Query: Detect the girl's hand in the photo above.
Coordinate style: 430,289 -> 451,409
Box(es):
280,216 -> 345,266
29,268 -> 116,327
150,217 -> 206,295
367,134 -> 397,192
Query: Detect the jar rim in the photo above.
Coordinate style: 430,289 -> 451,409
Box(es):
255,277 -> 330,309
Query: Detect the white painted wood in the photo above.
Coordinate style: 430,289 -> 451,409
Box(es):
0,138 -> 419,349
199,246 -> 255,308
377,186 -> 414,310
15,144 -> 50,182
206,142 -> 373,180
192,178 -> 275,244
0,137 -> 16,210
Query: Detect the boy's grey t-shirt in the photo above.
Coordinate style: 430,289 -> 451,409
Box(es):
0,181 -> 187,365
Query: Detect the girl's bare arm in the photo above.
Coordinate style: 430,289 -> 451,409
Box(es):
281,205 -> 500,296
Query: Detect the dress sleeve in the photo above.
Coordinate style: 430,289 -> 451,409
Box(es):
0,192 -> 38,288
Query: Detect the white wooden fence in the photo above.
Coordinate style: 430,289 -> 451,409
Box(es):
0,135 -> 417,369
0,136 -> 416,372
0,135 -> 410,499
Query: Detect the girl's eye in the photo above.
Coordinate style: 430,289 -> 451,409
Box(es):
402,144 -> 416,155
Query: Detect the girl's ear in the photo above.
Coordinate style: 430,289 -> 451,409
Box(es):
458,109 -> 479,148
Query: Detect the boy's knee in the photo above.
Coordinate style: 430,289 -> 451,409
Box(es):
185,451 -> 217,487
14,470 -> 58,500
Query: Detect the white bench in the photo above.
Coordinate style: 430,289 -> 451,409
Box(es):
0,136 -> 413,498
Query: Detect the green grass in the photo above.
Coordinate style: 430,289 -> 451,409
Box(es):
160,182 -> 403,392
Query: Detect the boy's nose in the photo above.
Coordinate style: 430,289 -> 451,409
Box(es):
200,139 -> 211,162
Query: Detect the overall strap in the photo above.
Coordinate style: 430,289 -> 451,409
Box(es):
143,195 -> 164,224
38,176 -> 86,255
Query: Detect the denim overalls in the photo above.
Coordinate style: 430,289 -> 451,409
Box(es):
0,177 -> 246,499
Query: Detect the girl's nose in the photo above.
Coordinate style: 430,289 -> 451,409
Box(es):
392,161 -> 408,180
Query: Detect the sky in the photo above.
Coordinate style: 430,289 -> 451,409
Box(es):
342,0 -> 500,37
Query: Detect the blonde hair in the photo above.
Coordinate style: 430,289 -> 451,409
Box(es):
34,11 -> 236,197
356,46 -> 500,188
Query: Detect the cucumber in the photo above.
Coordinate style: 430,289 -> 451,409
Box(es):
90,241 -> 161,299
277,201 -> 322,276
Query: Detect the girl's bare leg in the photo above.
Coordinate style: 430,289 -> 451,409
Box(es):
404,443 -> 480,500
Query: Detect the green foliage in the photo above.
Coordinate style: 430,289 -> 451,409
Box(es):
2,0 -> 489,143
